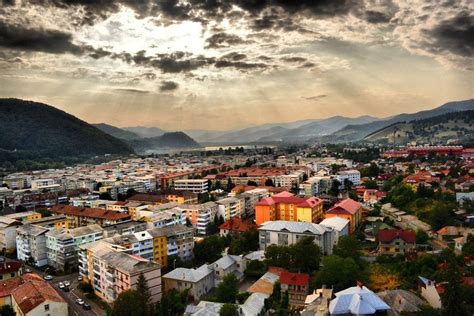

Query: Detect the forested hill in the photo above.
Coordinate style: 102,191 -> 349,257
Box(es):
0,99 -> 134,164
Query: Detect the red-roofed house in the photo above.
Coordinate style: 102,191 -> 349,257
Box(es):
363,189 -> 386,205
403,170 -> 440,190
280,271 -> 310,307
51,204 -> 131,228
0,261 -> 23,281
219,217 -> 257,237
325,198 -> 363,233
378,229 -> 416,255
255,192 -> 323,225
11,277 -> 67,316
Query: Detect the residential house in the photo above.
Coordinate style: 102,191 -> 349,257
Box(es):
162,264 -> 215,300
301,287 -> 333,316
378,229 -> 416,256
219,217 -> 256,237
378,289 -> 426,316
0,261 -> 22,281
212,255 -> 246,285
319,217 -> 350,246
280,271 -> 310,307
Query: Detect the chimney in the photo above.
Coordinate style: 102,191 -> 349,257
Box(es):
356,280 -> 363,288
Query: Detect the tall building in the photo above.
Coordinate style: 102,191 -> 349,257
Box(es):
325,198 -> 363,233
16,224 -> 49,267
79,241 -> 162,303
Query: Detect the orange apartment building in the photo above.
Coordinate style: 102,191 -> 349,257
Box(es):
255,191 -> 323,225
325,198 -> 363,233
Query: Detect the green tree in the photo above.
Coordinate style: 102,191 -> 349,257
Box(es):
291,236 -> 321,273
155,288 -> 189,316
329,179 -> 341,196
364,179 -> 378,189
193,235 -> 225,265
244,260 -> 266,278
416,230 -> 429,244
112,290 -> 146,316
0,305 -> 15,316
219,303 -> 238,316
333,236 -> 362,262
428,205 -> 454,231
137,272 -> 151,307
215,274 -> 239,303
312,255 -> 360,292
228,229 -> 259,255
36,208 -> 52,217
440,251 -> 469,316
462,234 -> 474,257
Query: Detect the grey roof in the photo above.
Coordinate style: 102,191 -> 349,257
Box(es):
148,224 -> 193,238
244,250 -> 265,262
259,220 -> 332,235
213,255 -> 237,270
99,250 -> 160,274
377,289 -> 425,314
17,224 -> 49,236
0,216 -> 21,228
163,264 -> 213,283
320,217 -> 350,232
69,224 -> 103,237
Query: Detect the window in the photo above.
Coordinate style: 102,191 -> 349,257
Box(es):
10,273 -> 15,277
45,304 -> 50,311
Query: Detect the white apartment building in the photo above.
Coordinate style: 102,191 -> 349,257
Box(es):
216,197 -> 244,221
258,221 -> 336,256
16,224 -> 49,267
46,224 -> 104,271
0,217 -> 22,253
335,170 -> 361,187
173,179 -> 209,193
31,178 -> 61,191
177,202 -> 218,235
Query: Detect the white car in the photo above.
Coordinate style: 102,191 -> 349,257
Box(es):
58,282 -> 65,289
77,276 -> 83,282
25,268 -> 32,273
64,281 -> 71,287
76,298 -> 84,305
43,275 -> 53,281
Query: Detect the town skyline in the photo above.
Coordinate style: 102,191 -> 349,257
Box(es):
0,1 -> 473,130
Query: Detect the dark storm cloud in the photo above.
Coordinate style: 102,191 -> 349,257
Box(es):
159,80 -> 179,91
364,10 -> 391,24
303,94 -> 327,100
205,32 -> 249,48
0,20 -> 84,54
427,12 -> 474,57
281,56 -> 307,63
114,88 -> 151,94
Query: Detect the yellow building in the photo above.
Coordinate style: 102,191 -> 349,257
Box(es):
151,235 -> 168,267
5,211 -> 41,222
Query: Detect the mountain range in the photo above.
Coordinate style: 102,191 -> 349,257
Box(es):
142,99 -> 473,144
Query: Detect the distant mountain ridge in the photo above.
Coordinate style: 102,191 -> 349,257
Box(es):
93,123 -> 140,140
318,99 -> 474,143
364,110 -> 474,144
123,126 -> 166,138
0,99 -> 134,163
129,132 -> 200,153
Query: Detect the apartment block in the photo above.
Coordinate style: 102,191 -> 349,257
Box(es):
255,191 -> 324,225
0,217 -> 22,253
216,197 -> 244,221
51,205 -> 131,228
173,179 -> 209,193
46,224 -> 104,271
258,221 -> 335,256
16,224 -> 49,267
178,202 -> 218,235
79,241 -> 162,303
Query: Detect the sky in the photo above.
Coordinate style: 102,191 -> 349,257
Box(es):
0,0 -> 473,131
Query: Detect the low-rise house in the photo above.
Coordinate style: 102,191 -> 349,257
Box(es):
0,273 -> 68,316
418,277 -> 442,309
378,229 -> 416,256
162,264 -> 215,300
378,289 -> 426,316
0,261 -> 22,281
247,270 -> 281,296
219,217 -> 256,237
403,170 -> 440,189
319,217 -> 350,245
301,287 -> 333,316
329,284 -> 390,315
212,255 -> 246,285
280,271 -> 310,307
5,211 -> 42,222
184,292 -> 269,316
363,189 -> 386,205
258,221 -> 335,256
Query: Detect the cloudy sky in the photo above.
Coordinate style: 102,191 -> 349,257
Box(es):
0,0 -> 473,131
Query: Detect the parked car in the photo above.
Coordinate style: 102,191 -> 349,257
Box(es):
44,275 -> 53,281
58,282 -> 64,289
76,298 -> 84,305
25,268 -> 32,273
64,281 -> 71,287
83,303 -> 92,311
77,276 -> 83,282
